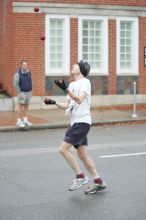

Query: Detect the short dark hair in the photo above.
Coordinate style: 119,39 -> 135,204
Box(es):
20,60 -> 28,65
77,60 -> 90,77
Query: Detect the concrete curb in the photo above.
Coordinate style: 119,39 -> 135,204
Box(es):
0,118 -> 146,132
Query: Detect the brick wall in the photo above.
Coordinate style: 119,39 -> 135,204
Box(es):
108,19 -> 116,94
1,0 -> 146,97
13,13 -> 46,96
70,18 -> 78,81
0,0 -> 14,95
0,0 -> 3,84
0,0 -> 7,87
0,0 -> 46,97
139,17 -> 146,94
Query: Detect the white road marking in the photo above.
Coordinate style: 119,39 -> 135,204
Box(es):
100,152 -> 146,158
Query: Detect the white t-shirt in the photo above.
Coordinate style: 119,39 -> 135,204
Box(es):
67,77 -> 91,126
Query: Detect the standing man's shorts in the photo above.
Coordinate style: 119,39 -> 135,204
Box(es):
64,123 -> 90,149
18,91 -> 32,105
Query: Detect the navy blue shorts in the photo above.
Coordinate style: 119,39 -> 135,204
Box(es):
63,123 -> 90,149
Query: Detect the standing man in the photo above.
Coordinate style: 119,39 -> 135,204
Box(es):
44,60 -> 107,195
13,60 -> 33,128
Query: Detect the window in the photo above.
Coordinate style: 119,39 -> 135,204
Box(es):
45,15 -> 70,75
116,17 -> 138,75
78,16 -> 108,75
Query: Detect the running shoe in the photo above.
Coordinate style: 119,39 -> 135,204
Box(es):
69,176 -> 89,191
85,181 -> 107,195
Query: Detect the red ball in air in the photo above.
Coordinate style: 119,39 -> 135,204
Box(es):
40,36 -> 45,41
34,7 -> 40,13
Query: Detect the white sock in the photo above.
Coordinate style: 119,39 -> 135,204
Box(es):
23,117 -> 28,122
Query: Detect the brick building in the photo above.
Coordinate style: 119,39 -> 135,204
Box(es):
1,0 -> 146,108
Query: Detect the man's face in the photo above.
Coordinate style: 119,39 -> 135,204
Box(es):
71,64 -> 80,75
21,62 -> 29,70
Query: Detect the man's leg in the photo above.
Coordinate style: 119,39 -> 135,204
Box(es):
59,141 -> 82,175
24,104 -> 29,117
59,141 -> 89,191
22,104 -> 32,126
19,104 -> 25,119
16,104 -> 25,128
77,145 -> 107,194
22,92 -> 33,126
77,145 -> 100,179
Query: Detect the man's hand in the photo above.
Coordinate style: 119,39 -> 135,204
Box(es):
44,98 -> 56,105
54,80 -> 68,93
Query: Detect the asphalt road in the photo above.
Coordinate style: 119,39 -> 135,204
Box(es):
0,124 -> 146,220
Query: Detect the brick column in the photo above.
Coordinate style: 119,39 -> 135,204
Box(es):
139,17 -> 146,94
108,19 -> 116,94
70,18 -> 78,81
0,0 -> 4,85
1,0 -> 14,96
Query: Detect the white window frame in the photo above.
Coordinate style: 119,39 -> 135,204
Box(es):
78,16 -> 108,75
116,17 -> 139,75
45,14 -> 70,76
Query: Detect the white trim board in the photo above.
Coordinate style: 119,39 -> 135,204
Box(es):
13,2 -> 146,17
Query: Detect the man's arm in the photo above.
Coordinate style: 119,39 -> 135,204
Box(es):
55,99 -> 70,109
44,97 -> 70,110
54,80 -> 87,105
13,72 -> 20,93
67,90 -> 87,105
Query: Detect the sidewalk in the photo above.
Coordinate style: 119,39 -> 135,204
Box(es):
0,107 -> 146,132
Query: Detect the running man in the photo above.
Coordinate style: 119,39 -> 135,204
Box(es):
44,60 -> 107,194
